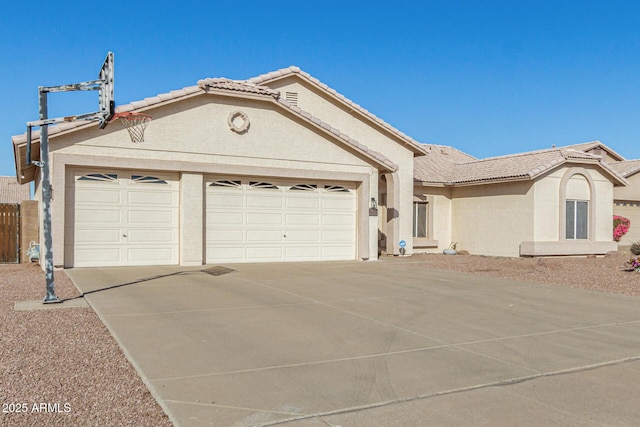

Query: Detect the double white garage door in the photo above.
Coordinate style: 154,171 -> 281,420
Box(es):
66,170 -> 356,267
205,178 -> 356,263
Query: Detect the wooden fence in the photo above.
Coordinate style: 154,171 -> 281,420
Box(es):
0,204 -> 20,263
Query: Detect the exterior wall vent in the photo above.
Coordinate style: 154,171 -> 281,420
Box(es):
285,92 -> 299,106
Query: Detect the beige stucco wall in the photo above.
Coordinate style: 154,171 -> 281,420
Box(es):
46,93 -> 384,266
54,97 -> 375,174
531,174 -> 560,241
592,172 -> 615,242
614,172 -> 640,245
614,172 -> 640,202
264,77 -> 418,254
450,181 -> 535,257
412,186 -> 452,253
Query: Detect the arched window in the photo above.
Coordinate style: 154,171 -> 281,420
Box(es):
560,169 -> 595,241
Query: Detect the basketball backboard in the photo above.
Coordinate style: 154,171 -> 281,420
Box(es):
98,51 -> 115,128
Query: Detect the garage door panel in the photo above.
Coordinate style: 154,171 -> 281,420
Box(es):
74,188 -> 121,204
127,247 -> 175,263
322,213 -> 355,226
206,246 -> 244,260
285,246 -> 321,259
127,210 -> 175,225
210,194 -> 244,208
247,213 -> 282,225
247,230 -> 283,242
322,198 -> 355,210
75,209 -> 122,224
286,213 -> 320,225
75,229 -> 121,244
127,190 -> 175,207
246,246 -> 284,259
74,248 -> 121,264
285,230 -> 320,242
207,211 -> 244,225
207,230 -> 244,242
126,229 -> 175,243
286,197 -> 320,209
247,195 -> 283,209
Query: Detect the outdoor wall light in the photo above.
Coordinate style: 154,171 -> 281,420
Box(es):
371,197 -> 378,209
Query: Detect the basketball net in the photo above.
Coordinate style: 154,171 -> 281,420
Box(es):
113,112 -> 151,143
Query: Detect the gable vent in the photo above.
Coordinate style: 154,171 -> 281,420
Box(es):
285,92 -> 299,106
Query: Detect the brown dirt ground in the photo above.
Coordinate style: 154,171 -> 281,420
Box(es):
411,250 -> 640,297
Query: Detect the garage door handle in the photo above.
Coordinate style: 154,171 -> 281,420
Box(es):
122,234 -> 127,237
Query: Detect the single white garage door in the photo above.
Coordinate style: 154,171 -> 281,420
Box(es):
206,177 -> 356,263
65,170 -> 179,267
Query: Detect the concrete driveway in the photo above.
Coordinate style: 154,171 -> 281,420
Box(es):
66,259 -> 640,427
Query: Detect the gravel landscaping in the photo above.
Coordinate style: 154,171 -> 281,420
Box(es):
0,263 -> 172,427
1,252 -> 638,426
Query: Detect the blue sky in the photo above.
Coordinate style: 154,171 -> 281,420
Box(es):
1,0 -> 639,177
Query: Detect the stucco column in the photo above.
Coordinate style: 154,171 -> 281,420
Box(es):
383,171 -> 401,255
52,160 -> 66,267
356,179 -> 371,260
368,171 -> 379,260
180,173 -> 204,265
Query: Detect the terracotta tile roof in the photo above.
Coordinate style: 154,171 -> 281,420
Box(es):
13,75 -> 398,184
247,66 -> 429,155
608,159 -> 640,177
0,176 -> 30,203
413,145 -> 477,184
559,141 -> 627,161
415,146 -> 627,186
197,78 -> 279,97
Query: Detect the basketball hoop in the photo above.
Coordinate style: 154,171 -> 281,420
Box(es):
113,112 -> 151,143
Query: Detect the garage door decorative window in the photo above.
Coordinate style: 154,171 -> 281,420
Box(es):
324,185 -> 350,193
78,173 -> 117,182
209,180 -> 241,188
131,175 -> 168,185
290,184 -> 318,191
250,182 -> 279,190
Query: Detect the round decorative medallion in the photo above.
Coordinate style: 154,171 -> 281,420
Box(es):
227,111 -> 250,134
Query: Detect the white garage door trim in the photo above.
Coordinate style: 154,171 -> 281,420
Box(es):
206,177 -> 357,263
65,169 -> 179,267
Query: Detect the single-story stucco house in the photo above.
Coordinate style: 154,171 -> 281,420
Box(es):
413,141 -> 631,257
11,66 -> 636,268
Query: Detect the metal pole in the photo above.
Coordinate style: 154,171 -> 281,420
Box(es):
39,88 -> 59,304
